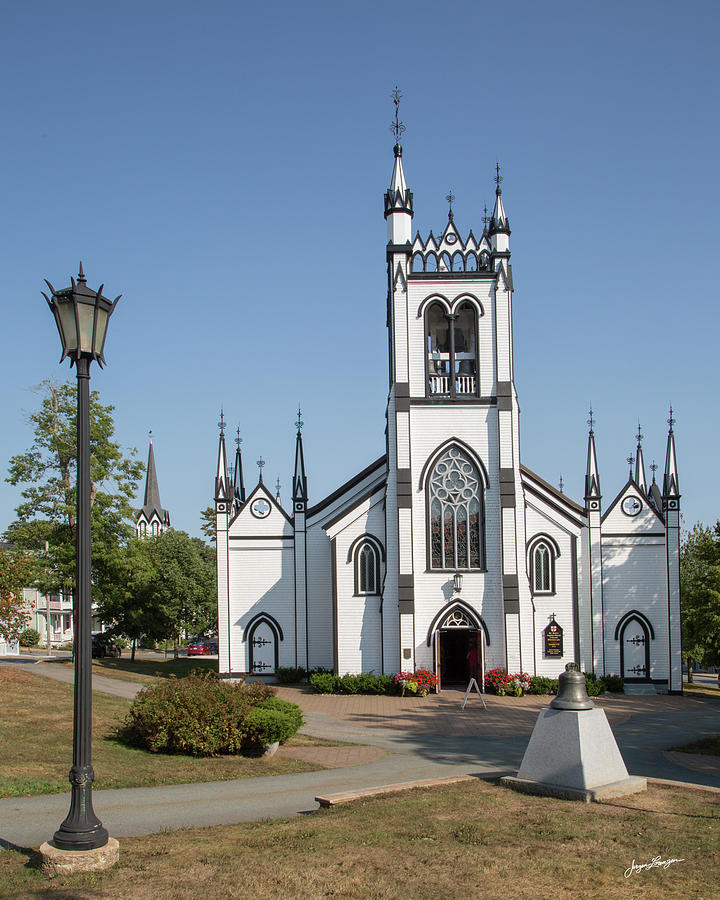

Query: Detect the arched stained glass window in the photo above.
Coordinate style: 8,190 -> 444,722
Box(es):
429,447 -> 484,570
528,537 -> 557,595
534,544 -> 551,592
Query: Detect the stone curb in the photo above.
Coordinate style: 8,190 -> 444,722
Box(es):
315,771 -> 514,807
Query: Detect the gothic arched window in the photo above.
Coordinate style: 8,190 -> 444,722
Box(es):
425,301 -> 478,398
528,536 -> 558,595
354,541 -> 380,595
428,447 -> 484,570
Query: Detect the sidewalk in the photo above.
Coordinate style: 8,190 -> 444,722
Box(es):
1,662 -> 719,848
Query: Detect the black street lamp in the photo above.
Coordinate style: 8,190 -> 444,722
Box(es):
43,264 -> 120,851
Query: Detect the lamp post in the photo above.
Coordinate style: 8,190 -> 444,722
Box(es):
43,264 -> 120,852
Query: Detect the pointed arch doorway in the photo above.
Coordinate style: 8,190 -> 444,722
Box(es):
428,603 -> 487,691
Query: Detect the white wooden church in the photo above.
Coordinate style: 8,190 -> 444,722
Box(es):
215,127 -> 682,694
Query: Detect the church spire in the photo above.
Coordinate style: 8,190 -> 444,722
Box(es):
137,431 -> 170,536
233,426 -> 245,505
215,410 -> 230,501
634,423 -> 648,493
663,407 -> 680,500
584,408 -> 601,503
488,163 -> 510,263
292,408 -> 307,505
384,87 -> 413,244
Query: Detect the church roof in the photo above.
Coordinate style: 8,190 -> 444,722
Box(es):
139,439 -> 170,525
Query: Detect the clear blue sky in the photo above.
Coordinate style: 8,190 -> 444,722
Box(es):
1,0 -> 718,540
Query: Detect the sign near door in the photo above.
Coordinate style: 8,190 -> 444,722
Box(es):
543,616 -> 563,657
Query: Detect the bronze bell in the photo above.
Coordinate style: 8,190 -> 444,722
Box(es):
550,663 -> 595,710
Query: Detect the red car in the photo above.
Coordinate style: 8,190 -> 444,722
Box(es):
187,639 -> 219,656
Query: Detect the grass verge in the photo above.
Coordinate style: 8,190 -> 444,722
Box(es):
47,656 -> 218,684
0,668 -> 324,798
1,780 -> 717,899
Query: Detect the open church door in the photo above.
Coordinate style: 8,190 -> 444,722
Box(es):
435,630 -> 442,692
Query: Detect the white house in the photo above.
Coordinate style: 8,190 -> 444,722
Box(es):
215,136 -> 682,694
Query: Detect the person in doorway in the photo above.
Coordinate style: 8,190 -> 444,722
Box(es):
466,643 -> 478,680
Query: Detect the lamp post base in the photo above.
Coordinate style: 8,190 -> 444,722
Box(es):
39,837 -> 119,877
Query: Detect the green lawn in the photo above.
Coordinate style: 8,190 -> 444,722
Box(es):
0,667 -> 322,798
47,655 -> 219,684
1,779 -> 717,898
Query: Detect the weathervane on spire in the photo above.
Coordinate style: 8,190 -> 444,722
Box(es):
627,454 -> 635,477
446,190 -> 455,221
149,429 -> 153,443
235,426 -> 242,447
636,422 -> 644,446
667,405 -> 675,433
482,204 -> 489,227
587,407 -> 595,434
218,410 -> 225,435
295,406 -> 304,434
650,461 -> 658,483
390,86 -> 406,148
558,474 -> 564,493
257,456 -> 265,482
495,161 -> 503,192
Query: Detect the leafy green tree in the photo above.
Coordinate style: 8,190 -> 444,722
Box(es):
0,547 -> 34,644
97,530 -> 216,658
5,379 -> 144,599
680,522 -> 720,680
200,506 -> 216,542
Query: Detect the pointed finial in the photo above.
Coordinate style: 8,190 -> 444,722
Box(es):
218,410 -> 225,434
295,406 -> 304,434
636,422 -> 644,446
667,405 -> 675,433
257,456 -> 265,482
149,429 -> 153,444
495,161 -> 503,194
235,426 -> 242,447
558,474 -> 564,494
587,407 -> 595,434
77,262 -> 86,284
275,476 -> 281,498
446,190 -> 455,221
390,86 -> 406,152
627,454 -> 634,477
650,461 -> 658,483
482,204 -> 489,227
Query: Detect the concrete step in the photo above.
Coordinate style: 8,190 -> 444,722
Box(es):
623,683 -> 657,695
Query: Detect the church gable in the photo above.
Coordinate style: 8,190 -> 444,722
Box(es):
602,481 -> 665,536
229,482 -> 293,537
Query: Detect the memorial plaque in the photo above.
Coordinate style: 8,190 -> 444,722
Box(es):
544,619 -> 563,657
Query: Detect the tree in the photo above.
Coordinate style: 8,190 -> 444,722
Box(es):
96,530 -> 216,658
680,522 -> 720,680
0,547 -> 34,644
5,379 -> 144,599
200,506 -> 216,542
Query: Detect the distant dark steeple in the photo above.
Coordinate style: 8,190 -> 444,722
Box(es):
663,407 -> 680,501
584,408 -> 601,504
137,431 -> 170,536
634,423 -> 648,494
233,427 -> 245,506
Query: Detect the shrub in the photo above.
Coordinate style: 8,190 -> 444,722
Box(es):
394,669 -> 438,697
583,671 -> 605,697
275,667 -> 307,684
19,628 -> 40,647
123,671 -> 276,756
309,672 -> 338,694
257,697 -> 305,731
243,708 -> 301,746
484,668 -> 512,694
526,676 -> 559,695
602,674 -> 624,693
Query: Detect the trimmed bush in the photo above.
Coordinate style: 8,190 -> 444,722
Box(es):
244,707 -> 302,746
309,672 -> 339,694
275,667 -> 307,684
257,697 -> 305,731
526,675 -> 559,695
123,671 -> 276,756
602,674 -> 624,693
19,628 -> 40,647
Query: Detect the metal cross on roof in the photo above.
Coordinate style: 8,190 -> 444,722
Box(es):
390,86 -> 406,145
295,407 -> 304,433
667,405 -> 676,432
218,410 -> 225,434
587,407 -> 595,433
558,474 -> 564,493
482,204 -> 489,227
636,422 -> 644,445
627,454 -> 634,475
235,426 -> 242,447
650,461 -> 658,482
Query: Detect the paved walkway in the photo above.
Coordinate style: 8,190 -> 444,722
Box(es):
1,658 -> 719,849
